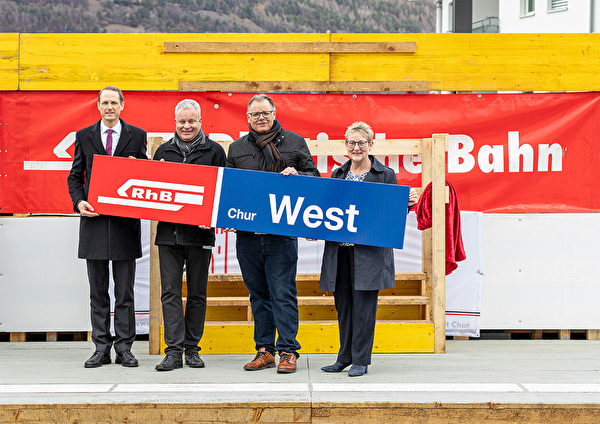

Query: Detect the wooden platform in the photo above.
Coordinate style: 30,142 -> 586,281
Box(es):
2,402 -> 600,424
2,339 -> 600,424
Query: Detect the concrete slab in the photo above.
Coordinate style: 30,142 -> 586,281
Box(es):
0,340 -> 599,405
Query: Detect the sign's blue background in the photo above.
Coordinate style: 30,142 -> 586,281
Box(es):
216,168 -> 409,249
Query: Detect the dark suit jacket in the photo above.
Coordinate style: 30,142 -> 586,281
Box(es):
67,119 -> 148,260
319,156 -> 397,292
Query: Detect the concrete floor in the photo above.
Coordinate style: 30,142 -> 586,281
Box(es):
1,340 -> 600,405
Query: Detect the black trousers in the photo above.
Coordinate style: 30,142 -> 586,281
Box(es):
334,246 -> 379,366
86,259 -> 136,354
159,245 -> 211,356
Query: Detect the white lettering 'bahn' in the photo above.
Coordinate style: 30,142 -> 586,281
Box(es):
97,179 -> 204,211
268,194 -> 359,233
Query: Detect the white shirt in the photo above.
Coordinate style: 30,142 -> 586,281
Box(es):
100,121 -> 122,156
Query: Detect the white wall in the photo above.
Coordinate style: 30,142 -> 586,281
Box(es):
481,213 -> 600,329
499,0 -> 592,33
3,213 -> 598,332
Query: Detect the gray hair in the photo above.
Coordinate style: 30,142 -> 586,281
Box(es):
247,94 -> 276,113
175,99 -> 201,119
345,121 -> 374,143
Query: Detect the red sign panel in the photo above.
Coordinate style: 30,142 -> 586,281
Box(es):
88,156 -> 221,226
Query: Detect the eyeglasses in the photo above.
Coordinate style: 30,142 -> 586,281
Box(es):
248,110 -> 275,120
346,140 -> 369,148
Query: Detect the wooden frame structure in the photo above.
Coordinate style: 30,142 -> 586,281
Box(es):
148,134 -> 449,355
3,32 -> 599,345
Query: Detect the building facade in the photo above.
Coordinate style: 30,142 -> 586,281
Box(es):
435,0 -> 598,33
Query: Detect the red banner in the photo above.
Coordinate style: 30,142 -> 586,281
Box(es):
1,91 -> 599,213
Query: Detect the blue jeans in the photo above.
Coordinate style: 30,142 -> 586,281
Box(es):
236,233 -> 301,356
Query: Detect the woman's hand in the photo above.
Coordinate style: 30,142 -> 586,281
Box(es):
408,188 -> 418,207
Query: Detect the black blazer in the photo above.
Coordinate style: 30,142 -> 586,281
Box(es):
152,136 -> 226,247
67,119 -> 147,260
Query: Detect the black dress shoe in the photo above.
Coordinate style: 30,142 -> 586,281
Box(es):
348,364 -> 368,377
185,351 -> 205,368
84,351 -> 111,368
155,355 -> 183,371
116,350 -> 139,367
321,361 -> 351,373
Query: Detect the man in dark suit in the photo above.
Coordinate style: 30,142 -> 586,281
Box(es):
68,86 -> 147,368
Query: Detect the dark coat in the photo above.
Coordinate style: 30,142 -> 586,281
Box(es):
67,119 -> 147,260
319,156 -> 397,292
152,136 -> 227,247
226,128 -> 320,177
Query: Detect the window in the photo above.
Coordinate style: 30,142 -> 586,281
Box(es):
548,0 -> 568,11
521,0 -> 535,15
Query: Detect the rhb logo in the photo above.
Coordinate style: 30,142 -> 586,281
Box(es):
97,179 -> 205,211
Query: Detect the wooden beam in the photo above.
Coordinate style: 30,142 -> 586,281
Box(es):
207,272 -> 427,282
148,137 -> 165,355
305,139 -> 424,157
179,80 -> 430,92
432,134 -> 448,354
206,295 -> 430,307
164,41 -> 417,54
587,330 -> 600,340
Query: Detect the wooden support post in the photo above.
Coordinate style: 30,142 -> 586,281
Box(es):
586,330 -> 600,340
420,138 -> 433,323
148,137 -> 165,355
149,219 -> 162,355
559,329 -> 571,340
431,134 -> 447,354
10,332 -> 26,342
46,332 -> 58,342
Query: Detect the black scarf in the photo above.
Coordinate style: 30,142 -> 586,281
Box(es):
248,119 -> 286,172
174,128 -> 205,161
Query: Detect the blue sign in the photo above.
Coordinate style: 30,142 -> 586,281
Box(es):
216,168 -> 409,249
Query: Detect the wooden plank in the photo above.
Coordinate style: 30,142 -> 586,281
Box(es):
432,134 -> 448,354
18,33 -> 330,91
179,80 -> 431,92
206,295 -> 430,306
420,138 -> 433,323
4,403 -> 600,424
149,137 -> 165,355
164,41 -> 417,53
182,321 -> 435,354
587,330 -> 600,340
0,33 -> 19,90
9,332 -> 26,342
559,329 -> 571,340
304,138 -> 423,156
312,402 -> 600,424
207,272 -> 427,282
12,33 -> 600,91
330,33 -> 600,92
0,403 -> 311,424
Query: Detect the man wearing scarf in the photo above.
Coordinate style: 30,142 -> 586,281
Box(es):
153,99 -> 226,371
227,94 -> 320,374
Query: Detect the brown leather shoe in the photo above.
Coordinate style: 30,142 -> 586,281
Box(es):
277,351 -> 297,374
243,348 -> 276,371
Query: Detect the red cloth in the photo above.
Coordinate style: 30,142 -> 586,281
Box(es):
414,180 -> 466,275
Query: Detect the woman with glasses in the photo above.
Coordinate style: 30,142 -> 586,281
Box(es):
319,121 -> 418,377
